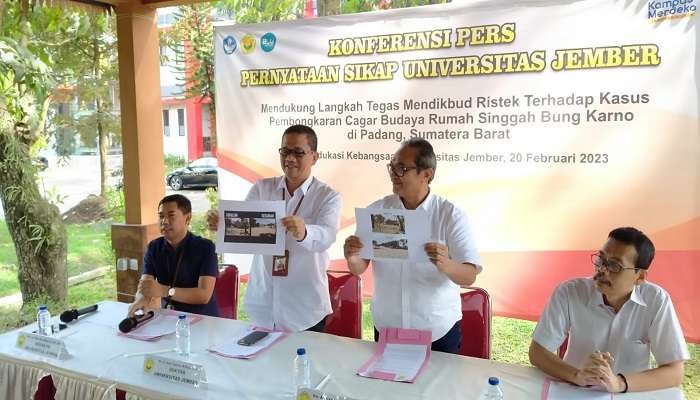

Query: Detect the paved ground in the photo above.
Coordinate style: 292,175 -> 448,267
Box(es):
0,155 -> 210,219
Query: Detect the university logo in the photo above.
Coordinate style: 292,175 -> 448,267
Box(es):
241,34 -> 257,55
222,35 -> 237,55
648,0 -> 696,21
261,32 -> 277,52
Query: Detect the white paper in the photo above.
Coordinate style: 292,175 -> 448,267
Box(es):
217,200 -> 286,255
355,208 -> 430,262
124,314 -> 180,340
546,380 -> 611,400
208,329 -> 284,358
363,344 -> 427,381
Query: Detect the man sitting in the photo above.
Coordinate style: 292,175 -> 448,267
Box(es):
529,227 -> 688,393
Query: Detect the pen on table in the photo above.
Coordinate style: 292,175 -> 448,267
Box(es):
315,374 -> 331,390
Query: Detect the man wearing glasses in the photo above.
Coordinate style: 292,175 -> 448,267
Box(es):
529,227 -> 688,393
343,138 -> 481,354
209,125 -> 341,332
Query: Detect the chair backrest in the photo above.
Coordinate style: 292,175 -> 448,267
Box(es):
324,270 -> 362,339
558,335 -> 569,359
215,264 -> 239,319
459,287 -> 491,359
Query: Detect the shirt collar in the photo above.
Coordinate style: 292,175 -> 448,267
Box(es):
277,175 -> 314,196
165,231 -> 191,252
587,279 -> 647,309
398,189 -> 433,210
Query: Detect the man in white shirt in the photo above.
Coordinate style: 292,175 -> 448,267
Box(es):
210,125 -> 341,332
529,227 -> 688,393
343,138 -> 481,354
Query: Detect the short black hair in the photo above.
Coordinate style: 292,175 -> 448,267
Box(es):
159,194 -> 192,215
283,125 -> 317,151
401,138 -> 437,182
608,227 -> 655,270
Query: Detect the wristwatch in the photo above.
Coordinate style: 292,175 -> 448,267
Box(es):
168,287 -> 176,297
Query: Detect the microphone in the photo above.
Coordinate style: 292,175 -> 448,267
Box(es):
60,304 -> 99,323
118,311 -> 155,333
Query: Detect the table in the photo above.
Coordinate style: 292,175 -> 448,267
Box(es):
0,301 -> 684,400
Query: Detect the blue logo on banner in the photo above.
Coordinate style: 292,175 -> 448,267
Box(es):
223,35 -> 237,55
260,32 -> 277,53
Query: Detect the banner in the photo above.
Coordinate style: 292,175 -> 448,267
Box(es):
214,0 -> 700,341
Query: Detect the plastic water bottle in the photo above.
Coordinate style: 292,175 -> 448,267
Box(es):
175,314 -> 190,356
480,377 -> 504,399
36,305 -> 52,336
293,347 -> 311,389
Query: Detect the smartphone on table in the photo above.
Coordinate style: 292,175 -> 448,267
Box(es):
237,330 -> 269,346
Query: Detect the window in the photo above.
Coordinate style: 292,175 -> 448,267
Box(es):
177,109 -> 185,136
162,110 -> 170,136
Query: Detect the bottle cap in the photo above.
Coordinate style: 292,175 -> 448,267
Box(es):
39,305 -> 47,311
488,377 -> 499,385
296,348 -> 306,355
178,314 -> 186,319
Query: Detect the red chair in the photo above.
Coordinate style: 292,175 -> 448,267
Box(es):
459,287 -> 491,359
324,270 -> 362,339
215,264 -> 239,319
558,335 -> 569,358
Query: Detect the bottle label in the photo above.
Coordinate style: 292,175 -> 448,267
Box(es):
143,354 -> 207,387
16,332 -> 68,359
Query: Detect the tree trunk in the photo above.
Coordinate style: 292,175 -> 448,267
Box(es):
0,124 -> 68,304
317,0 -> 341,16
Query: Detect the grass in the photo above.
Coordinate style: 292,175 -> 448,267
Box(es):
0,220 -> 113,297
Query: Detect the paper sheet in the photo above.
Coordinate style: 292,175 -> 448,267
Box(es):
217,200 -> 286,255
208,329 -> 286,359
543,379 -> 612,400
354,208 -> 430,262
362,344 -> 427,381
120,312 -> 203,341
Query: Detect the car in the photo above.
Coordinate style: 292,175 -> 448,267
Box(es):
33,156 -> 49,171
166,157 -> 218,190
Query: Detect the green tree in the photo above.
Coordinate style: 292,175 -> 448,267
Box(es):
0,2 -> 70,303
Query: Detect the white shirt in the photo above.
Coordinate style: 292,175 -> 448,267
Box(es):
533,278 -> 690,373
368,193 -> 481,341
244,175 -> 341,332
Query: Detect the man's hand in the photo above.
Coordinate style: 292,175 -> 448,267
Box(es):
344,235 -> 364,261
424,242 -> 451,273
206,209 -> 219,232
577,352 -> 624,392
127,295 -> 160,317
138,275 -> 167,298
281,215 -> 306,241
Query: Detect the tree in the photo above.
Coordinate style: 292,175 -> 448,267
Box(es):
59,13 -> 120,197
0,3 -> 71,303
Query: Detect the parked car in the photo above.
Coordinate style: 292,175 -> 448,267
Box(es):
33,156 -> 49,171
166,157 -> 218,190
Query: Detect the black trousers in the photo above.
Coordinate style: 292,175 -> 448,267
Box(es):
306,316 -> 327,333
374,321 -> 462,354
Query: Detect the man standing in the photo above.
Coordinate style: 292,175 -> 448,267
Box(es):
344,138 -> 481,354
211,125 -> 341,332
529,227 -> 688,393
128,194 -> 219,317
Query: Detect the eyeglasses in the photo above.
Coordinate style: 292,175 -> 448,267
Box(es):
278,147 -> 309,158
386,163 -> 417,177
591,253 -> 637,273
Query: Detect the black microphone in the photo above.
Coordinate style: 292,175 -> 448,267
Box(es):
118,311 -> 155,333
60,304 -> 99,323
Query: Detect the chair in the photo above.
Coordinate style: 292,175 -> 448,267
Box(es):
459,287 -> 491,359
558,335 -> 569,359
215,264 -> 239,319
324,270 -> 362,339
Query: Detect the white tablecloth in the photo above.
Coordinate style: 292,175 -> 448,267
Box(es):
0,301 -> 684,400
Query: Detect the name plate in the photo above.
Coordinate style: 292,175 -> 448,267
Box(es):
16,332 -> 69,359
143,354 -> 207,387
297,388 -> 358,400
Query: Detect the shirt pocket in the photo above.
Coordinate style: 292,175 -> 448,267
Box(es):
619,336 -> 651,372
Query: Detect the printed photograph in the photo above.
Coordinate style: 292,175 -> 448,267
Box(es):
370,213 -> 406,235
372,237 -> 409,259
224,211 -> 277,244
